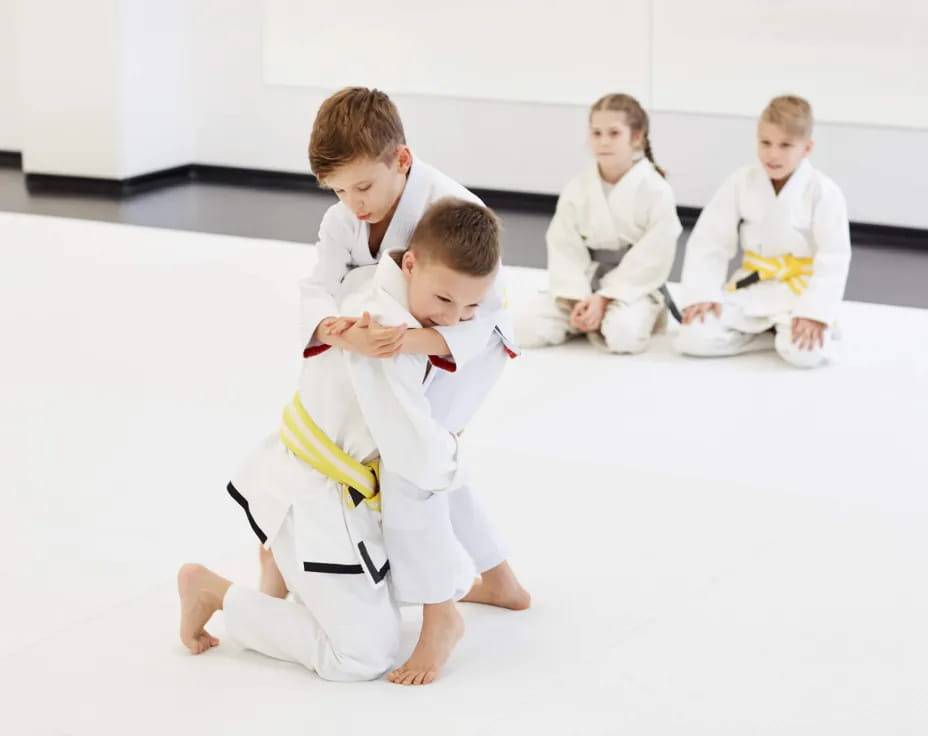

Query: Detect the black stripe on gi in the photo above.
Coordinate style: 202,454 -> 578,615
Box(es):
226,482 -> 268,545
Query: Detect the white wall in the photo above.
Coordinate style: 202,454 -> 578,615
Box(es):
118,0 -> 193,177
262,0 -> 653,108
16,0 -> 124,178
0,0 -> 21,151
263,0 -> 928,131
9,0 -> 928,228
193,0 -> 928,229
651,0 -> 928,129
14,0 -> 191,179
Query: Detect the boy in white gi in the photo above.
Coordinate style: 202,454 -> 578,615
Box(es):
515,93 -> 682,354
177,200 -> 502,684
675,95 -> 851,368
265,87 -> 528,686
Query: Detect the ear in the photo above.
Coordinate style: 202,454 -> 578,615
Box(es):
401,248 -> 417,275
804,138 -> 814,157
631,130 -> 645,149
395,145 -> 412,174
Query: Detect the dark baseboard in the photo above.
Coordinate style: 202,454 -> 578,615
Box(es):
845,222 -> 928,249
472,188 -> 558,215
0,150 -> 23,169
26,165 -> 191,197
190,164 -> 320,192
11,158 -> 928,249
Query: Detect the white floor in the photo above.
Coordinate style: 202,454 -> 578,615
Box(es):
2,211 -> 927,735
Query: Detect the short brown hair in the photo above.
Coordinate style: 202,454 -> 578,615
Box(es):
309,87 -> 406,182
409,199 -> 501,277
761,95 -> 813,139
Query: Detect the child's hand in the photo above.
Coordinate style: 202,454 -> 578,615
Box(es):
681,302 -> 722,324
575,295 -> 609,332
791,317 -> 825,351
317,316 -> 359,345
321,316 -> 357,339
340,312 -> 407,358
569,299 -> 594,332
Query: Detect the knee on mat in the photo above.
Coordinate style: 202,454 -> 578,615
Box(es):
673,321 -> 718,356
600,310 -> 654,354
774,330 -> 827,369
515,320 -> 568,349
316,638 -> 398,682
602,325 -> 650,354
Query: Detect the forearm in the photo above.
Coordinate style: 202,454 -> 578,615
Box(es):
402,327 -> 450,356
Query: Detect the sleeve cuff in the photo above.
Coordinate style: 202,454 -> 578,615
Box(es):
428,355 -> 457,373
303,343 -> 332,358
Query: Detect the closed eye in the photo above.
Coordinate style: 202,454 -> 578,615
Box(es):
437,296 -> 451,303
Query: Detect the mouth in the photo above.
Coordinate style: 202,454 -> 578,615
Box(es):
357,213 -> 372,221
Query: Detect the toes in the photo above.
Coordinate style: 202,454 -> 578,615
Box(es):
412,669 -> 436,686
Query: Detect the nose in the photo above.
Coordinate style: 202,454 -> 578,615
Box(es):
433,305 -> 461,326
343,191 -> 364,213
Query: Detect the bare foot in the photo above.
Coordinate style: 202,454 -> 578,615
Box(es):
460,561 -> 531,610
177,563 -> 229,654
258,545 -> 288,599
386,601 -> 464,686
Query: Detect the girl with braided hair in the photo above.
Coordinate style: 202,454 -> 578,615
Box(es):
515,93 -> 682,354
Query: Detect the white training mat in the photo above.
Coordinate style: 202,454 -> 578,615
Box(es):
2,211 -> 926,734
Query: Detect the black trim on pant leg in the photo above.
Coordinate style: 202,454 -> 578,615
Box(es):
357,542 -> 391,584
226,482 -> 267,544
303,561 -> 364,574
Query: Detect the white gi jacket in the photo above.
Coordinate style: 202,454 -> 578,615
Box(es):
230,252 -> 467,587
680,159 -> 851,325
546,158 -> 681,304
299,154 -> 517,368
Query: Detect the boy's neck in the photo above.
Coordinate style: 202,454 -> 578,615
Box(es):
367,170 -> 411,255
598,159 -> 634,186
770,172 -> 792,195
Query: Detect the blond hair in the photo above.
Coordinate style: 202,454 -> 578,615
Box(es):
761,95 -> 813,139
590,93 -> 665,177
409,198 -> 501,277
309,87 -> 406,183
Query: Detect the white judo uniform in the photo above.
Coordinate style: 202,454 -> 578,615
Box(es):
515,158 -> 682,354
675,159 -> 851,368
300,155 -> 518,604
224,253 -> 474,681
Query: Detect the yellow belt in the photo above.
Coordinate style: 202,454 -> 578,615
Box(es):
279,393 -> 381,511
727,251 -> 814,296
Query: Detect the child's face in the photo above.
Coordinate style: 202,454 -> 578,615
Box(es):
588,110 -> 643,168
401,250 -> 495,328
323,147 -> 411,224
756,121 -> 813,182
